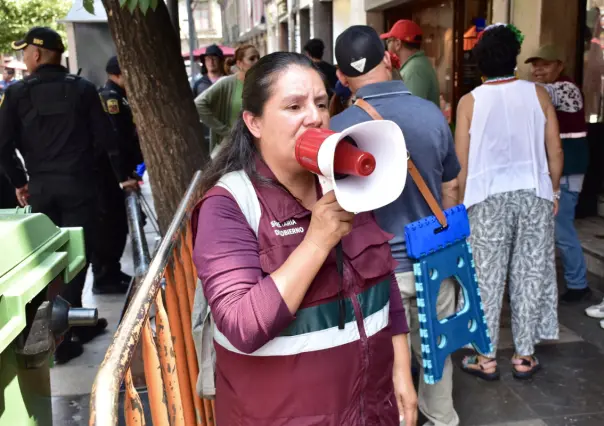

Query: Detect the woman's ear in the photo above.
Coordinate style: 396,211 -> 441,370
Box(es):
242,110 -> 261,139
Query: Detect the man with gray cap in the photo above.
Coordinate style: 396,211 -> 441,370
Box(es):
330,25 -> 460,426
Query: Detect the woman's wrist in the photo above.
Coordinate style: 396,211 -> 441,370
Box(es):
392,334 -> 411,370
301,236 -> 332,258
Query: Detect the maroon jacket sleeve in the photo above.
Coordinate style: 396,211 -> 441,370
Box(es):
389,273 -> 409,336
193,191 -> 295,354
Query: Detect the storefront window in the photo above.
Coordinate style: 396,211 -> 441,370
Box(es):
414,2 -> 455,122
383,0 -> 490,123
384,0 -> 455,121
583,0 -> 604,123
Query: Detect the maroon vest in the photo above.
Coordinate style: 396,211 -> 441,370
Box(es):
199,166 -> 400,425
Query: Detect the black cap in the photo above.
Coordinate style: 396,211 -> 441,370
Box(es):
335,25 -> 385,77
105,56 -> 121,75
11,27 -> 65,53
201,44 -> 224,60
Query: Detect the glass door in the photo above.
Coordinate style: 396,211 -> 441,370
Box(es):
383,0 -> 455,121
452,0 -> 490,122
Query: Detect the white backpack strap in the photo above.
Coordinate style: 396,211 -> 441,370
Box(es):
216,170 -> 261,236
193,170 -> 261,397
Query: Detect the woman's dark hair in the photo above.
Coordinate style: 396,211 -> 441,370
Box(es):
303,38 -> 325,60
199,52 -> 321,195
328,94 -> 347,117
472,25 -> 521,78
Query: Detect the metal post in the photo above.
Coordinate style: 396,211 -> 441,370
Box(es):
119,191 -> 152,321
125,191 -> 151,278
186,0 -> 199,79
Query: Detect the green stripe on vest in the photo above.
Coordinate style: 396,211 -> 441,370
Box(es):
280,279 -> 390,337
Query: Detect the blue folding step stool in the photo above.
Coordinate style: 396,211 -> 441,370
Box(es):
349,97 -> 493,384
405,205 -> 493,384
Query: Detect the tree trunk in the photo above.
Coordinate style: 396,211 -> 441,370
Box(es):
102,0 -> 210,233
166,0 -> 180,33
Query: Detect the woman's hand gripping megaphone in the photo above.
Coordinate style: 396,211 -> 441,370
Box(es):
304,191 -> 355,254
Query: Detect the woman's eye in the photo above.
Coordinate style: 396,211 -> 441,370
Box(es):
288,104 -> 300,111
317,103 -> 327,109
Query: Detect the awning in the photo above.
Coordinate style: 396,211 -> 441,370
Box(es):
182,45 -> 235,59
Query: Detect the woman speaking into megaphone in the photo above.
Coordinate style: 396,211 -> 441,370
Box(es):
191,52 -> 417,425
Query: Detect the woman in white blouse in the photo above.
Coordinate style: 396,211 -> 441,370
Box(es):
454,24 -> 563,381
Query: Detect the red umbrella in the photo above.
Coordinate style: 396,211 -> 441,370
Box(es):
182,45 -> 235,59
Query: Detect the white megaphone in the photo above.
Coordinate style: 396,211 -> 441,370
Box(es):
295,120 -> 407,213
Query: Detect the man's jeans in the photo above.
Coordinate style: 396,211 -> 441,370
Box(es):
555,183 -> 588,290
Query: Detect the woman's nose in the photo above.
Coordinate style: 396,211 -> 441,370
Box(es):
304,104 -> 323,127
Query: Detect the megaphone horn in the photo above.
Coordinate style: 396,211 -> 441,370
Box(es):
295,120 -> 408,213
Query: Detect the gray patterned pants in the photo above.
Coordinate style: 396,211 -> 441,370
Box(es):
468,190 -> 559,358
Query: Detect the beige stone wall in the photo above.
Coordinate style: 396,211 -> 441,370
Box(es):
65,23 -> 78,74
512,0 -> 543,79
490,0 -> 510,23
539,0 -> 579,78
491,0 -> 580,80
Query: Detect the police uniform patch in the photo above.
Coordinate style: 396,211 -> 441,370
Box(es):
107,99 -> 120,114
99,94 -> 107,112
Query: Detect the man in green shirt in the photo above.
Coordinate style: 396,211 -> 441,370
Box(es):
381,19 -> 440,106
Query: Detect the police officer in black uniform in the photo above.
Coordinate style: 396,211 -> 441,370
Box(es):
92,56 -> 144,294
0,27 -> 139,363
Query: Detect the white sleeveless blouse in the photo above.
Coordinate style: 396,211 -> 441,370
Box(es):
464,80 -> 553,208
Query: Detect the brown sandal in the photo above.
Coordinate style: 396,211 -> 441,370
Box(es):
461,355 -> 500,381
512,355 -> 541,380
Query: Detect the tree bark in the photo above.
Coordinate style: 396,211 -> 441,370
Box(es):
166,0 -> 180,33
102,0 -> 210,233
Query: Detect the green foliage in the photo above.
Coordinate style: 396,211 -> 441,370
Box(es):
84,0 -> 159,15
83,0 -> 94,14
0,0 -> 71,53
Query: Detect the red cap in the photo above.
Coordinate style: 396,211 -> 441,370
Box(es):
380,20 -> 423,43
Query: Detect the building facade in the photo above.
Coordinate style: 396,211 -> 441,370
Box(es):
220,0 -> 601,115
179,0 -> 224,54
219,0 -> 268,55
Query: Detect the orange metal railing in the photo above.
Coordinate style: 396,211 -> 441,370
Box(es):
90,171 -> 216,425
